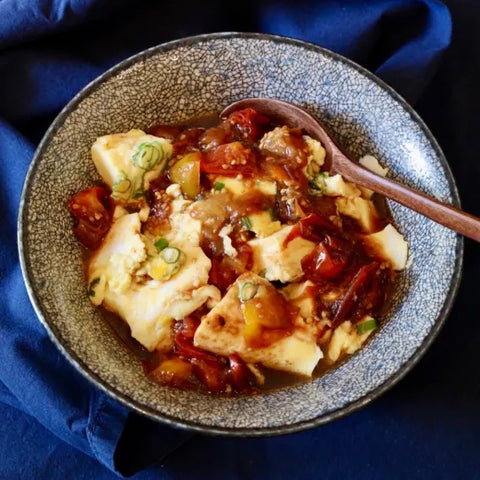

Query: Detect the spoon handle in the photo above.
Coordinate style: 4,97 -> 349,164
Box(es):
336,155 -> 480,242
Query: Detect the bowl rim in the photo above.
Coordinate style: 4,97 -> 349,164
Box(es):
17,31 -> 464,436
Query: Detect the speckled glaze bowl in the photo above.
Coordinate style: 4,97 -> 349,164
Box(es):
18,32 -> 462,435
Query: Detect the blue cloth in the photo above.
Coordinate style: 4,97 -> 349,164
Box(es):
2,0 -> 479,478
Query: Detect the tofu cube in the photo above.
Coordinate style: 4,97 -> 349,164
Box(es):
92,129 -> 172,205
327,320 -> 374,363
280,280 -> 316,319
323,174 -> 361,197
248,225 -> 315,282
362,224 -> 408,270
335,197 -> 379,233
194,273 -> 322,376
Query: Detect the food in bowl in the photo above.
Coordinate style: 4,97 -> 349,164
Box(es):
68,107 -> 408,394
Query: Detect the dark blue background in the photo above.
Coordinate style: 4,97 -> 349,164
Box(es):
1,0 -> 479,478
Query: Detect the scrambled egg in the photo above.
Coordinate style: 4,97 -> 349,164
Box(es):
327,319 -> 375,363
88,187 -> 221,352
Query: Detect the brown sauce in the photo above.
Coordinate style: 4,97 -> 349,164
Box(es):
70,107 -> 396,395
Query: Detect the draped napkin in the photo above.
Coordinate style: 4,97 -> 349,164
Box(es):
0,0 -> 454,477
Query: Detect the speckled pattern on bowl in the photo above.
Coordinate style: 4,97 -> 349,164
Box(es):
18,32 -> 463,435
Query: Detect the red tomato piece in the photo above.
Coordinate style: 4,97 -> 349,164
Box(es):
191,358 -> 226,393
302,243 -> 349,281
208,258 -> 237,291
283,213 -> 335,247
174,331 -> 217,362
332,262 -> 379,326
201,142 -> 257,176
179,317 -> 200,340
228,354 -> 251,391
68,186 -> 114,250
225,107 -> 271,141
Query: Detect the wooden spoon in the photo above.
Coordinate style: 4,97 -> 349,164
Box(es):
222,98 -> 480,242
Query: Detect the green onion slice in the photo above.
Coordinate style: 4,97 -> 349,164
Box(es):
88,277 -> 100,297
239,282 -> 259,303
161,247 -> 181,264
269,208 -> 277,221
112,177 -> 131,194
214,181 -> 225,191
305,161 -> 318,178
155,238 -> 169,252
356,318 -> 377,335
132,141 -> 164,170
241,216 -> 252,230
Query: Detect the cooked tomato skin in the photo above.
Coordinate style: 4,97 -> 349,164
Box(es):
228,354 -> 252,391
224,107 -> 271,142
302,243 -> 348,281
332,262 -> 379,326
67,186 -> 114,250
201,142 -> 258,176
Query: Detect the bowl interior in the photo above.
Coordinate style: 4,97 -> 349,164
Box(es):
19,33 -> 462,434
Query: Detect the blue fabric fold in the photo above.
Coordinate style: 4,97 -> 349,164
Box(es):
0,0 -> 456,477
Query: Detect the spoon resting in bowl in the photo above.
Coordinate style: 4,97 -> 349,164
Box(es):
221,98 -> 480,243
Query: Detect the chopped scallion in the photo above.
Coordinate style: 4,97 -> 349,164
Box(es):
155,238 -> 169,252
356,318 -> 377,334
161,246 -> 181,264
88,277 -> 100,297
214,181 -> 225,191
132,141 -> 165,171
241,216 -> 252,230
239,282 -> 259,303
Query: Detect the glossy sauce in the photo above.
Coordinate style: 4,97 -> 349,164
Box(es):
71,108 -> 395,395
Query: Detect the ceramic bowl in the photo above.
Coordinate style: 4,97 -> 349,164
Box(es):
18,32 -> 462,435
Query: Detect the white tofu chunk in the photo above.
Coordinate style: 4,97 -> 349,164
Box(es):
103,283 -> 220,352
245,210 -> 281,238
359,155 -> 389,176
362,224 -> 408,270
280,280 -> 316,319
88,213 -> 146,303
88,210 -> 221,352
91,129 -> 172,205
248,225 -> 315,282
327,320 -> 374,363
358,155 -> 388,198
335,197 -> 379,233
218,224 -> 238,258
194,273 -> 322,376
323,174 -> 361,197
304,135 -> 326,166
214,176 -> 277,197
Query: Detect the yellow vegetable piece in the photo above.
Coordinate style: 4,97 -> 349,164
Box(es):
170,152 -> 201,199
150,258 -> 169,280
149,358 -> 193,385
242,302 -> 263,345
